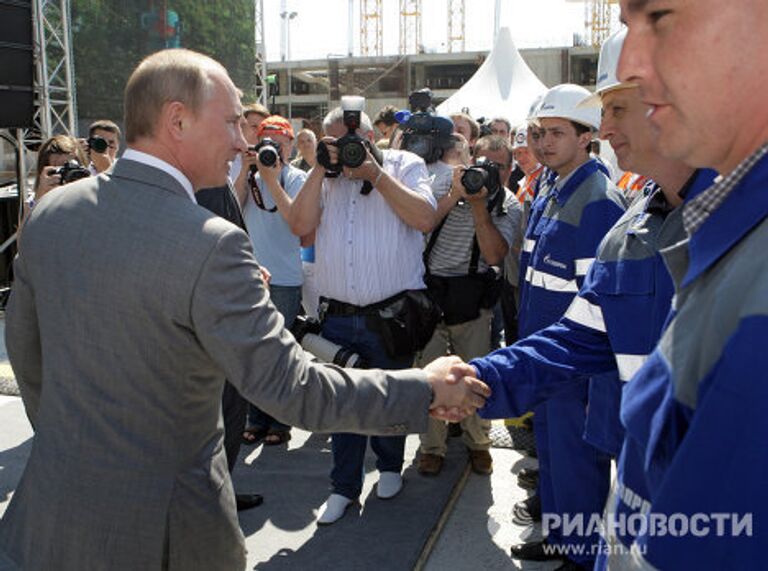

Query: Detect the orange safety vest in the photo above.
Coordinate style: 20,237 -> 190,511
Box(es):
516,164 -> 544,204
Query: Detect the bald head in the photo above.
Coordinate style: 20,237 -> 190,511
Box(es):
124,49 -> 230,143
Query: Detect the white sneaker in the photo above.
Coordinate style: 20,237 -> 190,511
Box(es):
377,471 -> 403,499
317,493 -> 353,525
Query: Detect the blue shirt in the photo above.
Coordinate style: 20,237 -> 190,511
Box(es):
242,164 -> 307,287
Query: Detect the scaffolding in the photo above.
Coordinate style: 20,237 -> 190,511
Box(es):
447,0 -> 465,53
360,0 -> 383,57
399,0 -> 422,55
32,0 -> 78,141
254,0 -> 268,106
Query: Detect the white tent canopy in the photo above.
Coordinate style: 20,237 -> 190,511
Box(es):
436,27 -> 548,127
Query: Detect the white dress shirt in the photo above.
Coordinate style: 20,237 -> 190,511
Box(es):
315,149 -> 436,306
121,149 -> 197,203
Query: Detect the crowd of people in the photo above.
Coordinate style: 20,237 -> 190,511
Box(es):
2,0 -> 766,569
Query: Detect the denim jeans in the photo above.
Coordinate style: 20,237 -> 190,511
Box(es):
322,313 -> 414,500
247,284 -> 302,432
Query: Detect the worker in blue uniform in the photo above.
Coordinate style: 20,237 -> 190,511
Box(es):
471,28 -> 716,569
596,1 -> 768,568
503,82 -> 627,570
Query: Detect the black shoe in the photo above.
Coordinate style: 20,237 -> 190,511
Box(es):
553,559 -> 588,571
510,539 -> 563,562
512,493 -> 541,525
236,493 -> 264,511
517,467 -> 539,490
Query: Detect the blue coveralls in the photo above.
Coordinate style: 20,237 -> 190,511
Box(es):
511,158 -> 625,566
602,149 -> 768,569
471,171 -> 715,566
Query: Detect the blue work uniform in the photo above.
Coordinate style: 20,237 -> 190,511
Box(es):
602,147 -> 768,569
512,157 -> 626,566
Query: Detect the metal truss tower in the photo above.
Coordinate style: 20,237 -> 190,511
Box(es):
32,0 -> 78,141
254,0 -> 268,106
399,0 -> 422,55
360,0 -> 383,57
447,0 -> 465,53
589,0 -> 614,47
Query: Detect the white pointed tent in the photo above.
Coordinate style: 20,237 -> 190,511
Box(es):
436,27 -> 548,126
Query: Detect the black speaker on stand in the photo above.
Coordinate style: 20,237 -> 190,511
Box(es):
0,0 -> 33,294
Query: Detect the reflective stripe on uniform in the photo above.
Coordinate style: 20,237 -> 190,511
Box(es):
523,238 -> 536,253
565,295 -> 606,332
615,354 -> 648,382
575,257 -> 594,276
525,266 -> 579,293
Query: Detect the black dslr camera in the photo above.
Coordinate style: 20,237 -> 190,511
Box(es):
400,88 -> 454,164
52,160 -> 90,185
87,135 -> 109,154
460,157 -> 502,196
248,137 -> 282,168
317,95 -> 370,176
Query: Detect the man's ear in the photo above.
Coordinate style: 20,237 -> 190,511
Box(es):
164,101 -> 188,141
578,131 -> 594,152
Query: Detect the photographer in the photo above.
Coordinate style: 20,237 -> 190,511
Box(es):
84,120 -> 121,174
289,98 -> 438,525
416,134 -> 522,477
22,135 -> 89,226
233,115 -> 309,447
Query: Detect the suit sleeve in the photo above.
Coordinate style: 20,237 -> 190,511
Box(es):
5,253 -> 43,427
189,226 -> 433,436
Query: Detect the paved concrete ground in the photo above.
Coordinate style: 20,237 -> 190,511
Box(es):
0,311 -> 558,570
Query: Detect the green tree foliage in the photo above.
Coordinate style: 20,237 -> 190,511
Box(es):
72,0 -> 256,124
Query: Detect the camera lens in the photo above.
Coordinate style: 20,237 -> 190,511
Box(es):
339,140 -> 367,168
258,146 -> 278,167
461,167 -> 488,194
88,136 -> 108,154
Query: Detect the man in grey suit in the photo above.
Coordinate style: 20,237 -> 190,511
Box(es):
0,49 -> 489,571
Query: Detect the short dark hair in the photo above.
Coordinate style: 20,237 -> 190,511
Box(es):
570,121 -> 592,137
374,104 -> 398,127
88,119 -> 121,139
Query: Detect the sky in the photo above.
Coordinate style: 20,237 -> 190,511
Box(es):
263,0 -> 603,62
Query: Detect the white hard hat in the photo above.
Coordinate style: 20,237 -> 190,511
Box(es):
526,94 -> 545,123
580,28 -> 636,108
512,125 -> 528,149
536,84 -> 601,130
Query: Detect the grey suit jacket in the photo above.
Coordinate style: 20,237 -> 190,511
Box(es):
0,159 -> 432,571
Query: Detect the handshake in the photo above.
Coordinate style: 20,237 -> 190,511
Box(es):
423,356 -> 491,422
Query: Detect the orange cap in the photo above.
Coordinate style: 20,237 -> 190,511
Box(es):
256,115 -> 294,139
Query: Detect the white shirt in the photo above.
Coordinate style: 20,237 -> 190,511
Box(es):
315,149 -> 436,306
121,149 -> 196,203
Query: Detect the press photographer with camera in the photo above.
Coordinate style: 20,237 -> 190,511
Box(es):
232,114 -> 309,447
83,119 -> 121,174
416,134 -> 522,477
289,96 -> 439,525
21,135 -> 90,227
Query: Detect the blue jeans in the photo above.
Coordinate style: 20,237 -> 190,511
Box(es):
248,284 -> 302,432
322,313 -> 414,500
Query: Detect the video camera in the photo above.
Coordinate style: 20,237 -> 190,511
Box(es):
52,160 -> 90,185
291,315 -> 367,368
399,88 -> 454,164
460,157 -> 502,196
317,95 -> 371,176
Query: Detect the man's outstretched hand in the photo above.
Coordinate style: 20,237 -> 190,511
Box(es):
424,356 -> 491,422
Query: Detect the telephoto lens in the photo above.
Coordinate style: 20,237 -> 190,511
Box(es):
258,145 -> 279,167
88,136 -> 108,154
460,167 -> 489,195
338,139 -> 367,168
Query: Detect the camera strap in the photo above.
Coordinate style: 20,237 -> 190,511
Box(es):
250,169 -> 285,213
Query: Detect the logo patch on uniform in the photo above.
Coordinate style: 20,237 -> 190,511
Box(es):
543,254 -> 567,270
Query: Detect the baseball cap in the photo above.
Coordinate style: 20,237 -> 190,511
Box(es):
256,115 -> 294,139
